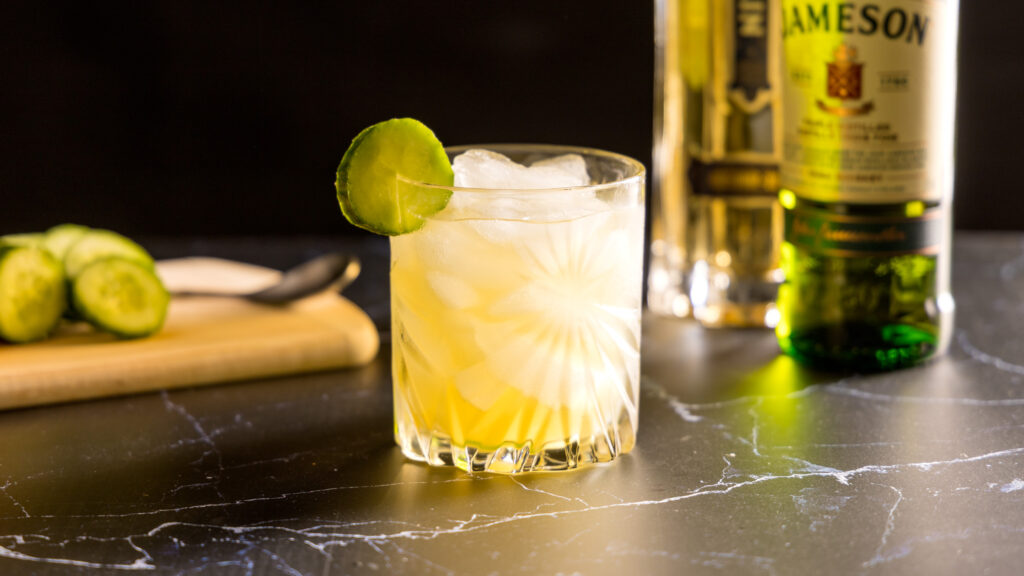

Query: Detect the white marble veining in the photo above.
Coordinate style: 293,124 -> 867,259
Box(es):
2,369 -> 1023,575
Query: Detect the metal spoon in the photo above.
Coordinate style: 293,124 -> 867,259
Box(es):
172,252 -> 361,304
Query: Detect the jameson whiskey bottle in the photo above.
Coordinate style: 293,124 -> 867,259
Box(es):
777,1 -> 959,370
648,0 -> 784,327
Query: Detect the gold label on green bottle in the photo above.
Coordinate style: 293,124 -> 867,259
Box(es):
780,1 -> 958,204
785,203 -> 943,256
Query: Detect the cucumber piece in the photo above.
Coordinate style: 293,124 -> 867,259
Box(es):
335,118 -> 453,235
0,246 -> 67,343
43,223 -> 91,260
64,229 -> 154,279
0,233 -> 45,249
72,258 -> 169,339
43,224 -> 91,319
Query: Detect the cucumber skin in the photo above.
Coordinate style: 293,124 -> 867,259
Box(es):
62,282 -> 85,321
0,246 -> 67,344
71,258 -> 169,339
336,122 -> 379,233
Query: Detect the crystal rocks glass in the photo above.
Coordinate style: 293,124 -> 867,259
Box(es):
390,145 -> 645,473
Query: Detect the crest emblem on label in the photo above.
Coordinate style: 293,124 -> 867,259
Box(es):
817,44 -> 873,117
827,44 -> 862,100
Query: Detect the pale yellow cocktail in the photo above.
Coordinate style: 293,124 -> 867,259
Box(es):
390,145 -> 645,473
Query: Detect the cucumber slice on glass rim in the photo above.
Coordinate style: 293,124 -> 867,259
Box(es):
335,118 -> 454,236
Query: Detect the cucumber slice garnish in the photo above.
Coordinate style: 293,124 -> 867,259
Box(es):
64,229 -> 154,279
0,246 -> 67,343
43,223 -> 91,260
335,118 -> 454,235
72,258 -> 169,339
0,233 -> 45,249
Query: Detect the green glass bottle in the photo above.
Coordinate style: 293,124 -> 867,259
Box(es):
776,1 -> 959,371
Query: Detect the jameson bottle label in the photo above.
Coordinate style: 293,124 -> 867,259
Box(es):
780,0 -> 957,204
690,0 -> 781,198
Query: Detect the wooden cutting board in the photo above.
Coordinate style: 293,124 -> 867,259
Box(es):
0,257 -> 380,410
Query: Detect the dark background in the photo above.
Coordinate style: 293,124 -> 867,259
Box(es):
0,1 -> 1019,237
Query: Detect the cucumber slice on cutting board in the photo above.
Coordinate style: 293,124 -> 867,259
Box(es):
0,233 -> 45,250
64,229 -> 154,279
72,258 -> 169,339
43,223 -> 91,260
0,246 -> 67,343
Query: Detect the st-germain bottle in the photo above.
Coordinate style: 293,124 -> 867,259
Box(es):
776,1 -> 960,370
648,0 -> 784,328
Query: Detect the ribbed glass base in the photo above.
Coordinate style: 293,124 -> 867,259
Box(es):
396,414 -> 636,474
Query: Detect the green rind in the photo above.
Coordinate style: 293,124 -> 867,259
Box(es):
335,118 -> 454,236
72,258 -> 169,339
336,123 -> 378,232
64,229 -> 154,280
47,225 -> 93,318
43,223 -> 91,260
0,246 -> 67,343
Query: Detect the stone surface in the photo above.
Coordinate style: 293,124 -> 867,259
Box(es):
0,233 -> 1022,575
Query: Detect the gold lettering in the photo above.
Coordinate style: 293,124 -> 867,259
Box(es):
793,217 -> 818,237
821,224 -> 906,243
738,1 -> 767,37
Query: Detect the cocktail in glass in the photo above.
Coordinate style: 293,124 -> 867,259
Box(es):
390,145 -> 645,474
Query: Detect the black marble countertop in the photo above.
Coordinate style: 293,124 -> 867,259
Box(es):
1,233 -> 1023,575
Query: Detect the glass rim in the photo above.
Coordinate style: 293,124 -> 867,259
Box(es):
396,143 -> 646,195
